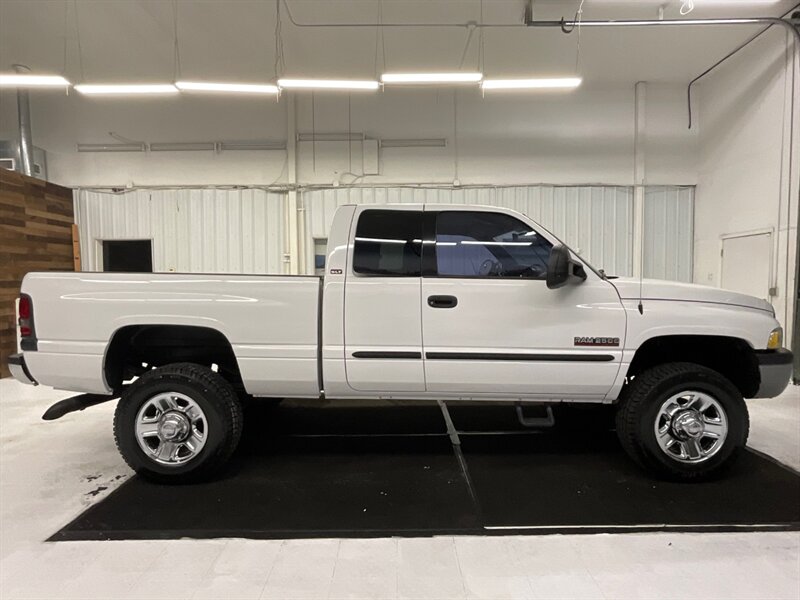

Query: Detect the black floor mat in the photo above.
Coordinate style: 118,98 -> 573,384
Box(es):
462,434 -> 800,532
51,404 -> 800,541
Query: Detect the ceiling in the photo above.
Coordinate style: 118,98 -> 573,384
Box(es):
0,0 -> 796,86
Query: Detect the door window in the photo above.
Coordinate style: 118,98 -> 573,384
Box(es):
434,211 -> 552,279
353,210 -> 423,276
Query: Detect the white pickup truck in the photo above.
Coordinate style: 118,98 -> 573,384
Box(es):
9,204 -> 793,482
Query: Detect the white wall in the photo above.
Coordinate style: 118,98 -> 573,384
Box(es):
75,188 -> 286,273
695,27 -> 799,335
0,83 -> 697,188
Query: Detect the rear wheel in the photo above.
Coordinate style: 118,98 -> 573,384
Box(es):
114,362 -> 243,483
615,362 -> 749,481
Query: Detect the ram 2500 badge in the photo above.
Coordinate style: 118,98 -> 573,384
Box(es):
8,204 -> 792,482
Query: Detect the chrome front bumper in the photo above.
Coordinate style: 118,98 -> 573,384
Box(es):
8,353 -> 37,385
753,348 -> 793,398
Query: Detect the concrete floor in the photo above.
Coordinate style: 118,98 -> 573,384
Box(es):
0,377 -> 798,600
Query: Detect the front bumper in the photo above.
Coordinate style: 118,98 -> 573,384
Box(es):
753,348 -> 793,398
7,353 -> 37,386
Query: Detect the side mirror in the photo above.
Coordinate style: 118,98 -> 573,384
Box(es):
546,245 -> 571,289
546,244 -> 586,289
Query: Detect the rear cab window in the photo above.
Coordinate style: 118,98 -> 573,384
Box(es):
352,210 -> 424,276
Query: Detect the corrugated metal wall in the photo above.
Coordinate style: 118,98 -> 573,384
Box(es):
75,189 -> 285,273
76,185 -> 693,281
643,186 -> 694,282
303,185 -> 636,277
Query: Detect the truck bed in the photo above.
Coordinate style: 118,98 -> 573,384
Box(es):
21,272 -> 321,396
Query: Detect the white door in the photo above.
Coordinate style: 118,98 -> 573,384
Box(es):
344,206 -> 426,393
421,209 -> 626,399
721,232 -> 772,301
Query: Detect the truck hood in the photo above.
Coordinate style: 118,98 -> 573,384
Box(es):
609,278 -> 774,314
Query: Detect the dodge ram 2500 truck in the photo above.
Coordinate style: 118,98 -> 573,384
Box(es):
8,204 -> 793,482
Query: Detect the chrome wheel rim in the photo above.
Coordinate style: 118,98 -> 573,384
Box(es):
654,390 -> 728,464
135,392 -> 207,467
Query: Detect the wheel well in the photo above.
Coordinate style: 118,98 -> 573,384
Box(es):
104,325 -> 243,392
627,335 -> 760,398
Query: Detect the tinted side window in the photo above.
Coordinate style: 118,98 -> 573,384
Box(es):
353,210 -> 423,276
435,211 -> 552,279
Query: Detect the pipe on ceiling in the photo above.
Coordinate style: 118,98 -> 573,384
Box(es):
13,64 -> 34,177
524,16 -> 799,128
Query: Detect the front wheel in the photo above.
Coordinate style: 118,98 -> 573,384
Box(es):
615,362 -> 749,481
114,363 -> 243,483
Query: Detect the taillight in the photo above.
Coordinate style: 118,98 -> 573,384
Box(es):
18,295 -> 32,337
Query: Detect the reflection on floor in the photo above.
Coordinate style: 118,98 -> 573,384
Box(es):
1,377 -> 798,599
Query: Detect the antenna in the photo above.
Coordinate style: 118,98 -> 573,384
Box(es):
634,81 -> 646,315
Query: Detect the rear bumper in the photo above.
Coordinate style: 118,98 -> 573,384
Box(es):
753,348 -> 793,398
7,353 -> 37,386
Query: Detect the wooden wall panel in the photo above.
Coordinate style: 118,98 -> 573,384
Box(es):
0,170 -> 74,378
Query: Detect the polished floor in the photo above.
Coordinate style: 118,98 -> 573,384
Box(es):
1,377 -> 798,599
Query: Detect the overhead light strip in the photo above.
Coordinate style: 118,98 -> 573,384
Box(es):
381,73 -> 482,84
20,76 -> 584,96
0,74 -> 71,87
278,79 -> 379,91
75,84 -> 179,95
176,81 -> 279,94
481,77 -> 582,90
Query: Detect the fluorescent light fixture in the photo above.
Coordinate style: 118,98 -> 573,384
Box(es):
381,73 -> 482,84
278,79 -> 379,91
176,81 -> 279,94
75,84 -> 179,95
0,74 -> 70,87
77,143 -> 146,153
381,138 -> 447,148
481,77 -> 582,90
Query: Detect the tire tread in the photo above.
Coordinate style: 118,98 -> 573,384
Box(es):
113,362 -> 243,483
615,362 -> 749,481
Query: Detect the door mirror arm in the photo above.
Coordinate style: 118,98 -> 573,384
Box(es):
572,262 -> 587,282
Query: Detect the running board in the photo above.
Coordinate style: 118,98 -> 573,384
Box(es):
42,393 -> 118,421
515,404 -> 555,428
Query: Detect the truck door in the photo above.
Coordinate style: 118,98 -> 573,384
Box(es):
420,209 -> 626,398
344,206 -> 425,392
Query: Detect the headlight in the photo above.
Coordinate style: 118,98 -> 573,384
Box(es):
767,327 -> 783,350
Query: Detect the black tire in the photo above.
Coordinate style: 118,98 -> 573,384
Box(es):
114,362 -> 243,483
615,362 -> 749,481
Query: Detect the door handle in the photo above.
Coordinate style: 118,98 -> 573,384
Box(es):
428,295 -> 458,309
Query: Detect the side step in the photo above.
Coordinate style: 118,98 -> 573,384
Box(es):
42,393 -> 118,421
515,404 -> 555,428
